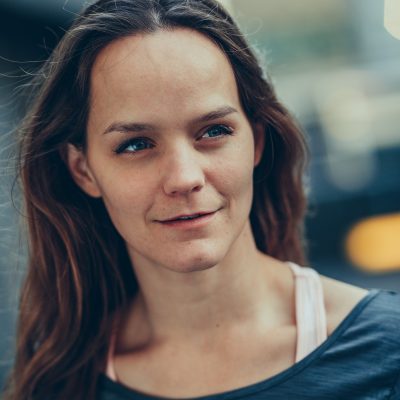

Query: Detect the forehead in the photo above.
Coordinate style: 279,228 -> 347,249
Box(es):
88,28 -> 241,125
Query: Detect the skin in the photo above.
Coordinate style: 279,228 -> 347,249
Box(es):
67,28 -> 368,396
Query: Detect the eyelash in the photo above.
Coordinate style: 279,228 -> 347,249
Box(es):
113,124 -> 234,155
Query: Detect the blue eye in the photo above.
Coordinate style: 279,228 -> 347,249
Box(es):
202,125 -> 233,139
114,125 -> 233,155
114,137 -> 154,154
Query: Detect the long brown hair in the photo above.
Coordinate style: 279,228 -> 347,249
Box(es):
5,0 -> 308,398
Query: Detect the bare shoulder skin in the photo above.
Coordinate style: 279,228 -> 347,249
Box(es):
320,274 -> 369,336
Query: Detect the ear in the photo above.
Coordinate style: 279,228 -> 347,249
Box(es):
66,144 -> 102,198
253,122 -> 265,167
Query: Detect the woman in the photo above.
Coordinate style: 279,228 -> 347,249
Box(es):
4,0 -> 400,399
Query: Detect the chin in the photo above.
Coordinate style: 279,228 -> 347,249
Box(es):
177,262 -> 218,274
164,251 -> 223,274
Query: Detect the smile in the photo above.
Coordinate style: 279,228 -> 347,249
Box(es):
158,210 -> 217,229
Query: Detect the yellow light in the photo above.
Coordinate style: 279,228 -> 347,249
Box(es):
346,213 -> 400,272
384,0 -> 400,40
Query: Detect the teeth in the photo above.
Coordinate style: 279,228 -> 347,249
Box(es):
177,214 -> 200,220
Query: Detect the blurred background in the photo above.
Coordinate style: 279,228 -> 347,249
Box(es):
1,0 -> 399,388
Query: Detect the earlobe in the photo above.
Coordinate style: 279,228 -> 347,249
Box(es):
66,143 -> 102,198
253,123 -> 265,167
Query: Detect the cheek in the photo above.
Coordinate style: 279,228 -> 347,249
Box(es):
217,138 -> 255,194
92,166 -> 156,232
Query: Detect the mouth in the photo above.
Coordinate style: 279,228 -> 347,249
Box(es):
157,210 -> 219,228
159,211 -> 216,223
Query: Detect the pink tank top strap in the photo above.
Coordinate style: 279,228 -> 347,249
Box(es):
286,261 -> 328,362
106,330 -> 118,382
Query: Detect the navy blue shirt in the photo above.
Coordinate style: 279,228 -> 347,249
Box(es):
97,289 -> 400,399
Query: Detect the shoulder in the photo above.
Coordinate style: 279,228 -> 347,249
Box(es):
319,274 -> 369,336
320,275 -> 400,368
318,276 -> 400,398
320,274 -> 400,338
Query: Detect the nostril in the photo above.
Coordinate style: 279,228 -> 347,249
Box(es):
163,177 -> 205,196
193,185 -> 202,192
170,185 -> 202,195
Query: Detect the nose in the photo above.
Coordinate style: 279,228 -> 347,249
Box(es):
161,145 -> 205,196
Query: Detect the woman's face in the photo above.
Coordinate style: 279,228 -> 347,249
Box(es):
68,28 -> 264,273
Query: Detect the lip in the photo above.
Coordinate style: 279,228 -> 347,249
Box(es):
157,210 -> 218,229
159,210 -> 216,223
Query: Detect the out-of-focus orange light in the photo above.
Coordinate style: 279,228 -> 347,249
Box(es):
346,213 -> 400,272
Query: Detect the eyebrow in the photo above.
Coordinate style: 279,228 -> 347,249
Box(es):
102,105 -> 238,135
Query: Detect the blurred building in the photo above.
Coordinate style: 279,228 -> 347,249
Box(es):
230,0 -> 400,282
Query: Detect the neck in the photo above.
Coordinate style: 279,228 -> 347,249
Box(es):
118,221 -> 294,350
